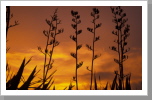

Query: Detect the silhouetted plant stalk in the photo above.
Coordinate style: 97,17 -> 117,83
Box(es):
110,6 -> 131,90
86,8 -> 101,90
6,6 -> 10,38
6,6 -> 19,39
70,10 -> 83,90
38,8 -> 64,89
6,6 -> 19,53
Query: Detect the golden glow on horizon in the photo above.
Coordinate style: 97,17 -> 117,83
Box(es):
6,47 -> 142,90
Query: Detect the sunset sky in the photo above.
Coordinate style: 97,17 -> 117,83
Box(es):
6,6 -> 142,90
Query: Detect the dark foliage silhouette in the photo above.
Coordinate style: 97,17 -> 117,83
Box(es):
110,6 -> 131,90
38,8 -> 64,89
70,10 -> 83,90
6,6 -> 19,39
6,58 -> 40,90
86,8 -> 101,90
6,6 -> 19,53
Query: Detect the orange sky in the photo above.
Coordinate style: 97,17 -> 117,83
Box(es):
6,6 -> 142,90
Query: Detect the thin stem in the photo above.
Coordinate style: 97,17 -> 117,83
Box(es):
115,13 -> 123,90
6,6 -> 10,39
45,20 -> 58,82
90,15 -> 96,90
75,17 -> 78,90
43,35 -> 49,88
120,29 -> 124,89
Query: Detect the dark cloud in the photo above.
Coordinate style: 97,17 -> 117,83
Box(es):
78,71 -> 114,82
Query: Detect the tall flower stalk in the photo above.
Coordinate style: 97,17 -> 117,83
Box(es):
110,6 -> 131,90
70,10 -> 83,90
86,8 -> 101,90
38,9 -> 64,89
6,6 -> 19,52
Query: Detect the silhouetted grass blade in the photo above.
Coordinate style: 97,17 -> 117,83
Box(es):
68,81 -> 74,90
35,70 -> 56,90
19,66 -> 37,90
128,74 -> 131,90
7,58 -> 26,90
111,73 -> 117,90
53,86 -> 55,90
35,83 -> 43,90
46,79 -> 54,90
42,83 -> 50,90
45,70 -> 56,81
125,74 -> 131,90
104,82 -> 108,90
94,73 -> 98,90
63,87 -> 67,90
